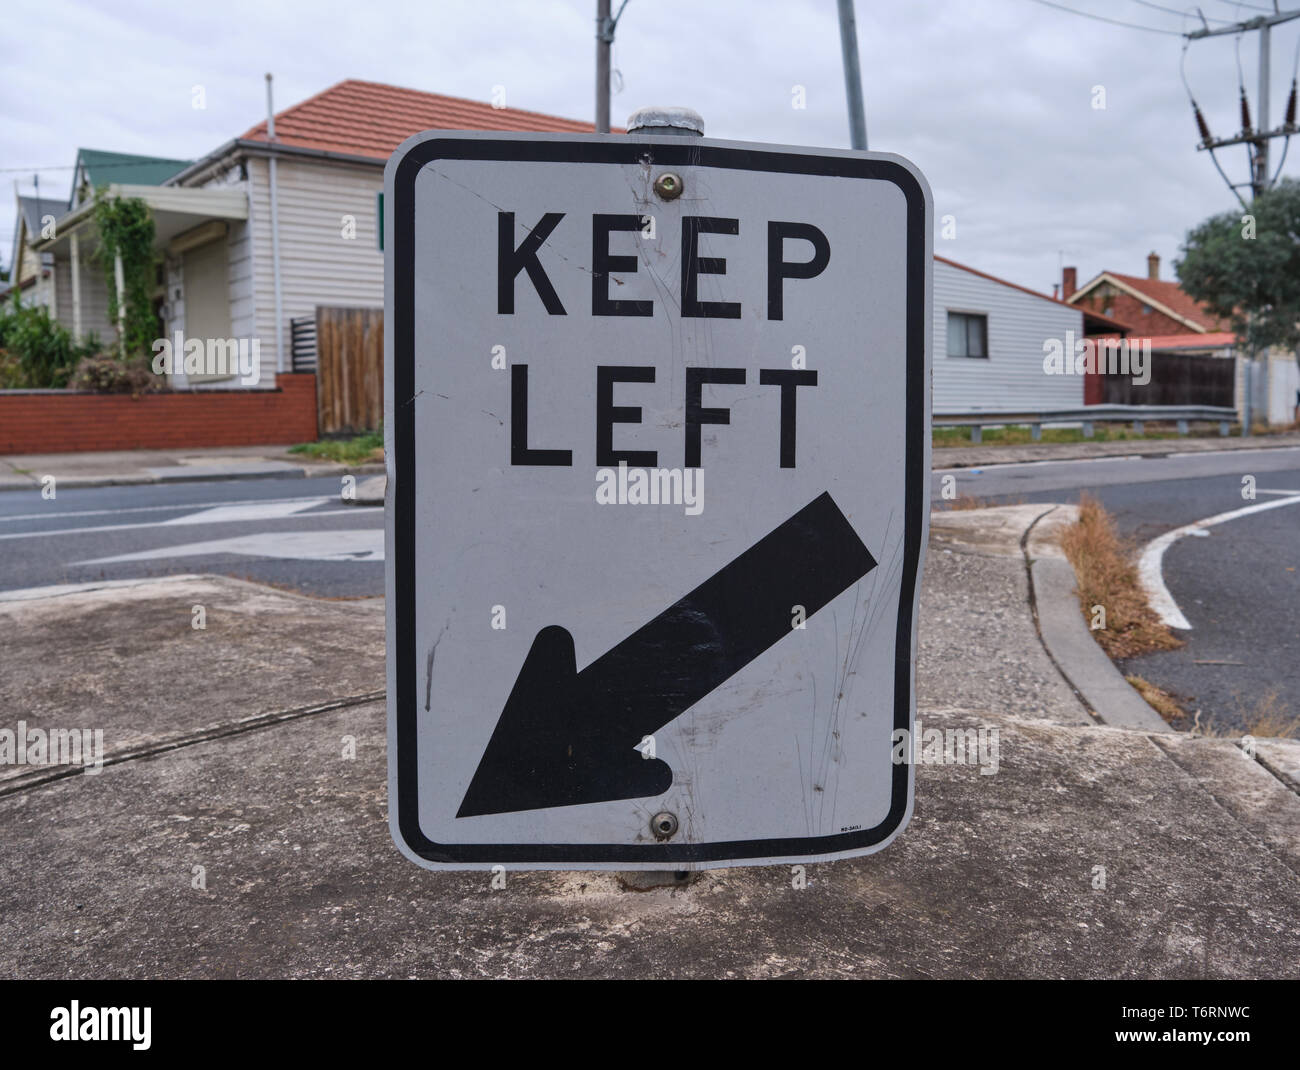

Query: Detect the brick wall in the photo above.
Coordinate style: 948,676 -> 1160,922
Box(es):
1073,293 -> 1188,337
0,374 -> 318,455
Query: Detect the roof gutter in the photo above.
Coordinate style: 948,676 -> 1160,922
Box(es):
166,137 -> 385,188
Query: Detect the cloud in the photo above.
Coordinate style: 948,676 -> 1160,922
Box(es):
3,0 -> 1290,294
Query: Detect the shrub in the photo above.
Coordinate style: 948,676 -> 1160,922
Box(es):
0,300 -> 97,388
69,352 -> 159,395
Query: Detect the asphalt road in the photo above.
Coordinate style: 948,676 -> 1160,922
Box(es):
2,450 -> 1293,729
0,475 -> 384,599
934,446 -> 1300,730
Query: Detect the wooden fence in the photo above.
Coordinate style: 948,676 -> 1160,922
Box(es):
1101,351 -> 1235,408
315,306 -> 383,434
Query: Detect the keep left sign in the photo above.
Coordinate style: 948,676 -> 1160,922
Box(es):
386,131 -> 931,870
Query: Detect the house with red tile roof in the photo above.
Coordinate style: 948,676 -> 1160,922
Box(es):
170,79 -> 608,390
32,80 -> 604,392
1057,256 -> 1300,421
1062,253 -> 1229,338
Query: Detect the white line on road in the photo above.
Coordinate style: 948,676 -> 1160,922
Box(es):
159,499 -> 328,525
0,505 -> 369,542
0,495 -> 335,524
1136,494 -> 1300,630
76,529 -> 384,564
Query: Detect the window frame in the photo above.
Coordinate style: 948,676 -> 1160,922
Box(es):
946,310 -> 989,359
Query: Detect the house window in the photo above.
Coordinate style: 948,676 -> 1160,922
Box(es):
947,312 -> 988,358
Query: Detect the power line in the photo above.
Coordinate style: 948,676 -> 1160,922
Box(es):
1025,0 -> 1184,34
0,157 -> 190,175
1131,0 -> 1227,23
1215,1 -> 1273,12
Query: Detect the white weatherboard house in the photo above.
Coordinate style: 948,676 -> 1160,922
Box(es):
28,81 -> 597,389
932,255 -> 1112,415
28,81 -> 1090,413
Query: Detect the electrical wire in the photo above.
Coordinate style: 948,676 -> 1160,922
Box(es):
1268,28 -> 1300,183
1216,1 -> 1272,13
1210,147 -> 1252,207
1131,0 -> 1228,22
1025,0 -> 1183,34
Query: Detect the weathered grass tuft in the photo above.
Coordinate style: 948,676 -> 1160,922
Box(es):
1058,494 -> 1184,660
1125,675 -> 1188,724
1239,691 -> 1300,739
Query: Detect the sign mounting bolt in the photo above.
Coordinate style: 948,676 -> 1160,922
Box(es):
651,811 -> 679,840
653,172 -> 683,200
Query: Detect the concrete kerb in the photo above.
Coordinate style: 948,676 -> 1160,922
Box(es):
0,460 -> 385,493
934,431 -> 1300,470
931,503 -> 1172,733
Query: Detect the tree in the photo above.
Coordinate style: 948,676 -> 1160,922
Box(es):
1177,178 -> 1300,373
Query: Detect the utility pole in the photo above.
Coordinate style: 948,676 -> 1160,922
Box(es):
1186,7 -> 1300,436
837,0 -> 868,150
595,1 -> 630,134
1186,6 -> 1300,201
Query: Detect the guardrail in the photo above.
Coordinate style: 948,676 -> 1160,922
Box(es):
933,405 -> 1238,443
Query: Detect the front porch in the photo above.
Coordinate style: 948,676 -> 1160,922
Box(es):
31,183 -> 249,384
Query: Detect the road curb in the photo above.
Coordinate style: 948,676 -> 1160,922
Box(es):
0,461 -> 386,494
1026,541 -> 1173,734
935,434 -> 1300,470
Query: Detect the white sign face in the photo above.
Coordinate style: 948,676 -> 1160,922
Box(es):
386,132 -> 931,870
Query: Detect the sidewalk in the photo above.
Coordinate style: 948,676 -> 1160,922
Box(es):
0,510 -> 1296,978
0,445 -> 384,492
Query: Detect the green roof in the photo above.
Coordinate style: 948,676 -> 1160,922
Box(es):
74,148 -> 192,193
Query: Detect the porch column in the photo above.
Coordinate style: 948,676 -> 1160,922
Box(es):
113,251 -> 126,357
70,231 -> 82,342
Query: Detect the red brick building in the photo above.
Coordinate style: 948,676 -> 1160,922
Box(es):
1062,253 -> 1228,336
1061,254 -> 1238,407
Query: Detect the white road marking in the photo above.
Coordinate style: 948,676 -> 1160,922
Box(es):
1256,488 -> 1300,495
0,495 -> 336,524
0,505 -> 365,541
76,529 -> 384,565
1136,494 -> 1300,630
160,499 -> 328,525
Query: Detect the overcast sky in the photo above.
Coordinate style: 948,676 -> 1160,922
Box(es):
4,0 -> 1296,293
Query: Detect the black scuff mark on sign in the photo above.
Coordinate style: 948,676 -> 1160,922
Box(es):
424,622 -> 449,712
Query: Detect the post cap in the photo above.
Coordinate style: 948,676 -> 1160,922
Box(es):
626,106 -> 705,137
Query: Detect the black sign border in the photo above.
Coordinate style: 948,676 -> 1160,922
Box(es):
392,136 -> 926,865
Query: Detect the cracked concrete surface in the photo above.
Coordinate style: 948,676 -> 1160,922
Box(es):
0,512 -> 1297,978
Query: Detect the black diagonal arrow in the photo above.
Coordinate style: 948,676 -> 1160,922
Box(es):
456,492 -> 877,818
